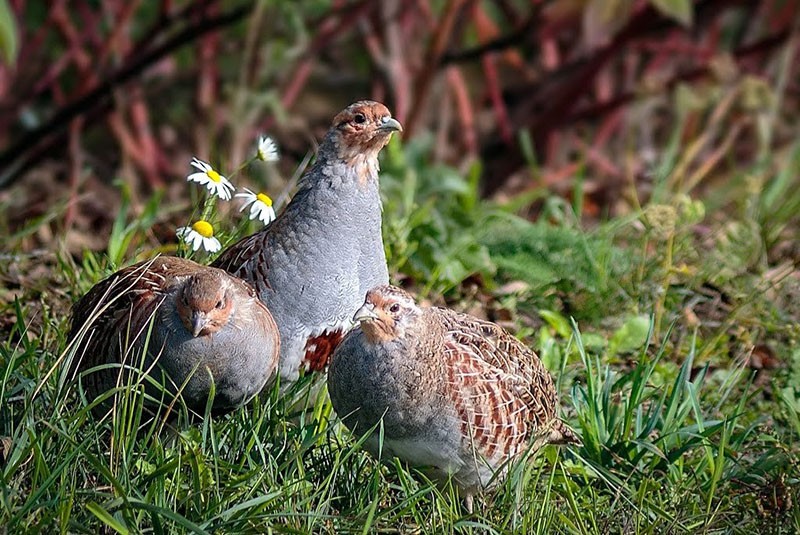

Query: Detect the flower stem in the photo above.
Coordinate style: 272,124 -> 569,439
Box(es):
200,194 -> 217,222
228,157 -> 256,181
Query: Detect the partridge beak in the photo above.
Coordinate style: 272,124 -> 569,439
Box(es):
353,304 -> 379,323
378,116 -> 403,133
191,311 -> 209,337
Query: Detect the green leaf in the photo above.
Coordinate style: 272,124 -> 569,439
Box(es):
609,315 -> 651,354
86,502 -> 130,535
650,0 -> 693,26
581,332 -> 607,351
0,0 -> 18,65
539,309 -> 572,339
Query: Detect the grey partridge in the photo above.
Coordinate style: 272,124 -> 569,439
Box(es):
212,101 -> 401,382
68,256 -> 280,413
328,285 -> 578,509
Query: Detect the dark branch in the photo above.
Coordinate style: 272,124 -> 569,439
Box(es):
0,3 -> 251,188
439,9 -> 541,66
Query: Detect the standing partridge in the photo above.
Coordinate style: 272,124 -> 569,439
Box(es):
212,101 -> 401,381
67,256 -> 280,414
328,285 -> 579,509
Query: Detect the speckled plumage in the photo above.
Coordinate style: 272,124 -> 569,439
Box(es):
67,256 -> 280,413
328,285 -> 578,506
212,101 -> 400,381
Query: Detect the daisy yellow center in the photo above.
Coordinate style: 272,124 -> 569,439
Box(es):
256,193 -> 273,206
192,220 -> 214,238
206,169 -> 222,183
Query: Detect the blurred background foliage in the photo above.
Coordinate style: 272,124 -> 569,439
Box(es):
0,0 -> 797,352
1,0 -> 798,365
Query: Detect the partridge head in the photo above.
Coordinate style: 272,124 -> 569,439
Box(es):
175,270 -> 235,337
352,285 -> 422,343
329,102 -> 402,161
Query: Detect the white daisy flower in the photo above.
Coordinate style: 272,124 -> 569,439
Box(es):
236,188 -> 276,226
176,220 -> 221,253
187,158 -> 234,200
256,136 -> 279,162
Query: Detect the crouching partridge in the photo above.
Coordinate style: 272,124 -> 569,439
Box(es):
212,100 -> 401,382
328,285 -> 579,510
67,256 -> 280,414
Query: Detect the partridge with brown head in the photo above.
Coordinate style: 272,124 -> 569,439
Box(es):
328,285 -> 579,510
212,101 -> 401,382
68,256 -> 280,414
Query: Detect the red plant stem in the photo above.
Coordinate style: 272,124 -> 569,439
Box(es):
404,0 -> 469,137
447,66 -> 476,154
280,0 -> 374,111
479,0 -> 774,196
566,30 -> 791,125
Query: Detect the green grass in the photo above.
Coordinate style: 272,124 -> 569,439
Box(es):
1,137 -> 799,533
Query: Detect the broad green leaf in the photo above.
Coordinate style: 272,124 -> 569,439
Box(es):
0,0 -> 18,65
609,315 -> 651,354
539,309 -> 572,338
85,502 -> 130,535
650,0 -> 693,26
581,332 -> 607,351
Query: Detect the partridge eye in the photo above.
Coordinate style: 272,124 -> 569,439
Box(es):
215,300 -> 225,309
389,303 -> 400,314
353,113 -> 366,124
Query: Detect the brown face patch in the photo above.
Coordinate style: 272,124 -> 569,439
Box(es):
181,271 -> 227,312
176,272 -> 233,336
331,101 -> 399,160
303,329 -> 345,372
360,316 -> 397,344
